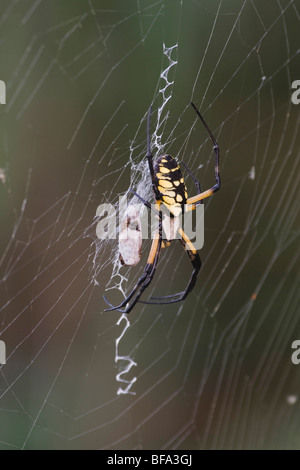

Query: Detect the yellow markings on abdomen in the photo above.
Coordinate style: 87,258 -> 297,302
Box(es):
162,195 -> 177,205
159,166 -> 171,174
155,154 -> 188,211
158,179 -> 173,189
165,190 -> 176,197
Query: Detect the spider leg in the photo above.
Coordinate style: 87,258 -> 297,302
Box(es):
139,227 -> 201,305
187,102 -> 220,208
146,105 -> 161,200
129,189 -> 159,215
180,160 -> 202,195
103,246 -> 160,313
104,202 -> 162,314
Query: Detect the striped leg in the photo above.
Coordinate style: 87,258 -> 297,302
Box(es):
140,227 -> 201,305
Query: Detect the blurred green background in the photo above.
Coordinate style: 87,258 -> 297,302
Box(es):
0,0 -> 299,449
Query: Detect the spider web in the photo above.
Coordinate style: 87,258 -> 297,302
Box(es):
0,0 -> 300,450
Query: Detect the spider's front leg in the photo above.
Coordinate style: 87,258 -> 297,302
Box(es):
187,102 -> 220,207
146,105 -> 161,201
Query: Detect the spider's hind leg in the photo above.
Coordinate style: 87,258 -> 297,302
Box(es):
139,227 -> 201,305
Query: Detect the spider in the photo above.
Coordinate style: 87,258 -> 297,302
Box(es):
104,102 -> 220,314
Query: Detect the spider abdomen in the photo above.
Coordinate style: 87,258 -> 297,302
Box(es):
154,154 -> 188,216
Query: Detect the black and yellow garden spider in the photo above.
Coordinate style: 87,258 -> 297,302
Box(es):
104,102 -> 220,314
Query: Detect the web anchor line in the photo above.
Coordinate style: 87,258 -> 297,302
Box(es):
109,43 -> 178,396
